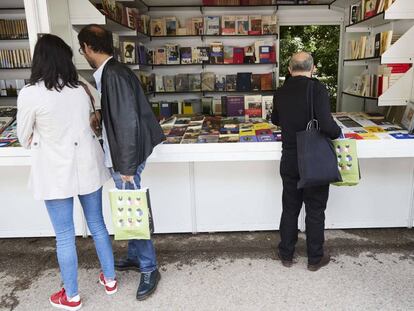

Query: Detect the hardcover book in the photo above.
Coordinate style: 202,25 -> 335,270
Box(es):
251,74 -> 261,91
176,74 -> 189,92
259,46 -> 271,63
236,16 -> 249,35
163,75 -> 176,92
202,72 -> 216,91
205,16 -> 220,35
180,47 -> 193,64
165,16 -> 177,36
122,41 -> 136,64
225,75 -> 237,91
210,42 -> 224,64
236,72 -> 252,92
155,47 -> 167,65
262,15 -> 277,35
244,46 -> 255,64
226,96 -> 245,117
150,18 -> 165,36
240,135 -> 258,143
192,17 -> 204,35
198,47 -> 210,64
248,15 -> 262,35
155,75 -> 165,92
260,73 -> 273,91
160,102 -> 172,118
224,46 -> 234,64
222,16 -> 236,35
262,95 -> 274,121
189,74 -> 202,91
233,47 -> 245,64
166,44 -> 180,64
244,95 -> 262,118
192,47 -> 203,64
215,74 -> 226,91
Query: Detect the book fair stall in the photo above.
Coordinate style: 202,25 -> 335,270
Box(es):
0,0 -> 414,237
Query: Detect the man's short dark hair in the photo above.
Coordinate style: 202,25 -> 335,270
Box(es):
78,24 -> 113,55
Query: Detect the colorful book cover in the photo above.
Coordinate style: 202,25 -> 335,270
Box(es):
192,47 -> 203,64
259,46 -> 271,63
236,16 -> 249,35
204,16 -> 220,35
180,47 -> 192,64
390,133 -> 414,139
344,133 -> 364,140
244,95 -> 263,118
215,74 -> 226,91
233,47 -> 245,64
166,44 -> 180,64
248,15 -> 262,35
160,102 -> 172,118
222,16 -> 236,35
363,126 -> 386,133
122,41 -> 136,64
260,73 -> 273,91
210,42 -> 224,64
262,15 -> 277,35
257,134 -> 276,142
226,96 -> 245,117
359,133 -> 380,140
165,16 -> 177,36
240,136 -> 258,142
224,46 -> 234,64
155,47 -> 166,65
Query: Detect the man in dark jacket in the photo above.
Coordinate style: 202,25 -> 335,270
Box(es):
272,52 -> 341,272
78,25 -> 165,300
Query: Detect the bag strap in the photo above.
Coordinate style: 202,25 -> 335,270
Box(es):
79,81 -> 98,115
306,79 -> 319,130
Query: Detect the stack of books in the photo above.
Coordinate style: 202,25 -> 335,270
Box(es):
0,107 -> 18,147
160,115 -> 280,144
347,30 -> 398,59
0,19 -> 28,39
0,49 -> 31,68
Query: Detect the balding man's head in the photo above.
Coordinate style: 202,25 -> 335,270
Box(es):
288,52 -> 314,76
78,24 -> 113,56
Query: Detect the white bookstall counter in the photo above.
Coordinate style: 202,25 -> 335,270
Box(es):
1,141 -> 414,237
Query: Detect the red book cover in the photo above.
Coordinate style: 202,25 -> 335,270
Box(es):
240,0 -> 249,4
233,47 -> 244,64
270,45 -> 276,63
255,129 -> 272,136
377,76 -> 383,97
345,133 -> 364,140
260,73 -> 273,91
387,64 -> 411,73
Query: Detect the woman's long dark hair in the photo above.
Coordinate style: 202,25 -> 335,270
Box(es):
30,34 -> 78,91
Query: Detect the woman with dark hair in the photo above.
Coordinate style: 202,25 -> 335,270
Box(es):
17,34 -> 117,311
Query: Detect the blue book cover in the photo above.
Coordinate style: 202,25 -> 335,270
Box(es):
390,133 -> 414,139
257,134 -> 276,142
240,136 -> 258,143
160,102 -> 172,118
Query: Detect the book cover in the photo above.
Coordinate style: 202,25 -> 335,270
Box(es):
182,102 -> 194,114
198,47 -> 210,64
259,45 -> 271,63
221,96 -> 228,116
171,101 -> 179,115
244,95 -> 262,118
364,0 -> 377,18
262,15 -> 277,35
192,47 -> 203,64
165,16 -> 177,36
257,134 -> 276,142
163,75 -> 176,92
345,133 -> 364,140
233,47 -> 244,64
401,102 -> 414,132
224,46 -> 234,64
236,16 -> 249,35
240,136 -> 258,142
244,46 -> 255,64
197,135 -> 219,143
176,74 -> 189,92
202,72 -> 216,91
219,134 -> 240,143
225,75 -> 237,91
380,30 -> 393,55
150,102 -> 160,117
226,96 -> 245,117
192,17 -> 204,35
374,32 -> 381,57
390,133 -> 414,139
202,97 -> 214,115
213,98 -> 222,115
122,41 -> 136,64
160,102 -> 172,118
164,136 -> 183,144
112,33 -> 121,62
236,72 -> 252,92
189,74 -> 202,91
260,73 -> 273,91
210,42 -> 224,64
215,74 -> 226,91
205,16 -> 220,35
150,18 -> 165,36
166,44 -> 180,64
180,47 -> 193,64
155,47 -> 166,65
251,74 -> 261,91
155,75 -> 165,92
222,16 -> 236,35
262,95 -> 273,121
248,15 -> 262,35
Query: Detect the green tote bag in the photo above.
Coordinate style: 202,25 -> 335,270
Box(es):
332,139 -> 361,187
109,182 -> 154,240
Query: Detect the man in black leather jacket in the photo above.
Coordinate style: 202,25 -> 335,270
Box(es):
78,24 -> 165,300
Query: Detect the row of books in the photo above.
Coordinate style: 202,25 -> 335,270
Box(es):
202,0 -> 274,5
0,49 -> 31,69
333,112 -> 414,140
126,41 -> 276,66
151,94 -> 273,119
350,0 -> 395,25
161,115 -> 280,144
0,107 -> 18,147
345,64 -> 411,98
0,79 -> 27,97
151,15 -> 277,36
0,19 -> 28,40
101,0 -> 150,34
153,72 -> 274,93
347,30 -> 397,59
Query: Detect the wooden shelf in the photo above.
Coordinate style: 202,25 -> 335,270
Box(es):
342,92 -> 378,101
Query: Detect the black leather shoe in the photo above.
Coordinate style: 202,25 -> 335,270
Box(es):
277,251 -> 294,268
115,258 -> 140,272
136,269 -> 161,301
308,254 -> 331,272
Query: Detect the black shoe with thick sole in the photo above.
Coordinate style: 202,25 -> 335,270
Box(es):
308,254 -> 331,272
136,269 -> 161,301
277,251 -> 294,268
115,258 -> 140,272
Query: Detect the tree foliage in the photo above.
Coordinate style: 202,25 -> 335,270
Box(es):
279,25 -> 340,111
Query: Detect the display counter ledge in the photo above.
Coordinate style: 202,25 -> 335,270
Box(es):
1,139 -> 414,166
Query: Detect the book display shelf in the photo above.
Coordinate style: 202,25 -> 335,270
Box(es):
341,0 -> 414,108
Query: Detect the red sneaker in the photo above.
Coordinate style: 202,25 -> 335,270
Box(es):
49,288 -> 82,311
99,272 -> 118,295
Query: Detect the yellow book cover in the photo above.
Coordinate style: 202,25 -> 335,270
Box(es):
363,126 -> 386,133
183,102 -> 193,114
239,129 -> 256,136
359,133 -> 380,140
253,123 -> 271,130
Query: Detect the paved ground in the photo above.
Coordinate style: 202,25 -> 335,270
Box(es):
1,229 -> 414,311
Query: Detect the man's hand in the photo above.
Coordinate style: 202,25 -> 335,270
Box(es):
121,175 -> 134,183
